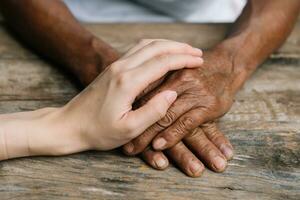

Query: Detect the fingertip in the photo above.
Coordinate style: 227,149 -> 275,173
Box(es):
141,148 -> 169,170
188,160 -> 205,177
196,57 -> 204,66
193,47 -> 203,56
122,142 -> 136,156
153,137 -> 167,150
153,155 -> 169,170
186,57 -> 203,69
212,156 -> 227,173
164,90 -> 177,105
220,144 -> 234,160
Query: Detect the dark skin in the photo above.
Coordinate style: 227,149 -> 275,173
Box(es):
0,0 -> 119,86
1,0 -> 299,177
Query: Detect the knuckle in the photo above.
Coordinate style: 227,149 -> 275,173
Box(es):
174,141 -> 186,150
157,53 -> 170,61
180,116 -> 195,130
202,122 -> 217,131
208,129 -> 220,141
109,63 -> 120,76
158,109 -> 176,127
188,128 -> 200,139
179,42 -> 192,50
193,77 -> 205,86
177,70 -> 195,82
113,72 -> 130,89
122,120 -> 137,135
132,136 -> 153,153
200,96 -> 220,113
155,54 -> 171,66
153,104 -> 167,119
201,143 -> 216,157
134,136 -> 148,148
148,40 -> 161,48
109,60 -> 125,75
172,126 -> 186,139
152,122 -> 166,132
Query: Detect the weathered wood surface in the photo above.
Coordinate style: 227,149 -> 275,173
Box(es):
0,21 -> 299,200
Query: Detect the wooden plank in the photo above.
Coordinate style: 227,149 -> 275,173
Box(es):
0,21 -> 300,60
0,59 -> 77,102
0,22 -> 299,199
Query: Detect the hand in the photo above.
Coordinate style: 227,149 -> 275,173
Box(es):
0,40 -> 204,160
61,40 -> 204,151
123,48 -> 236,176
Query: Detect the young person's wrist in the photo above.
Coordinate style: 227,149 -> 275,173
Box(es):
0,107 -> 88,161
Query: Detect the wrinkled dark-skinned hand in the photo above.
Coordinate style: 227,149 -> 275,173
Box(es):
123,47 -> 236,177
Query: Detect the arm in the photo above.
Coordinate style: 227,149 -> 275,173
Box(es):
123,0 -> 300,177
0,0 -> 119,85
217,0 -> 300,93
0,40 -> 203,161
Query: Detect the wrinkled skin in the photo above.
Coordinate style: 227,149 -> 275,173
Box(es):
123,49 -> 236,176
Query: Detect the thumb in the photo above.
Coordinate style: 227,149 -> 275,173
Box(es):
125,90 -> 177,137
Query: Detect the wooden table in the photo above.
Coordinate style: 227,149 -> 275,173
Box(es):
0,21 -> 299,200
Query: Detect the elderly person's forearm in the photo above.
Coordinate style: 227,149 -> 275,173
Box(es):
216,0 -> 300,93
0,0 -> 119,85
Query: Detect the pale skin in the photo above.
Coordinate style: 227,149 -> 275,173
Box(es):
0,0 -> 300,177
0,41 -> 203,161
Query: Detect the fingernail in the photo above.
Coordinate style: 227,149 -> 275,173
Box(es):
154,157 -> 167,169
220,145 -> 234,160
165,91 -> 177,104
124,143 -> 134,154
193,47 -> 203,54
153,138 -> 167,150
189,161 -> 203,176
212,156 -> 227,171
196,57 -> 204,64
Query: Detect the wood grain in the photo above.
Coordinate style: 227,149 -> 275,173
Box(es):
0,22 -> 299,200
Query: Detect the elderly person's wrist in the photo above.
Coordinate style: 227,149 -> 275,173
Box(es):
210,40 -> 259,94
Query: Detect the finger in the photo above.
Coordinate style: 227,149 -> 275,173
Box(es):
140,147 -> 169,170
201,122 -> 234,160
125,90 -> 177,137
126,54 -> 203,100
183,128 -> 227,172
123,94 -> 196,155
166,141 -> 205,177
152,108 -> 209,150
134,69 -> 188,108
121,40 -> 202,70
123,72 -> 191,155
135,76 -> 165,101
122,39 -> 168,58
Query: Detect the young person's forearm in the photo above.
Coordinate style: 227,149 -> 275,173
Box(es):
215,0 -> 300,93
0,0 -> 119,85
0,108 -> 87,161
